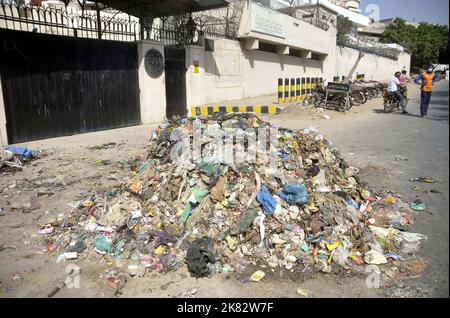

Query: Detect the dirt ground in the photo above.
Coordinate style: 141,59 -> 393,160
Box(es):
0,83 -> 447,298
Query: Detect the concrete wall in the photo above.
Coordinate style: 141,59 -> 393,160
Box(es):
137,40 -> 167,124
242,49 -> 324,98
335,46 -> 412,82
185,38 -> 327,108
185,36 -> 411,108
0,73 -> 7,146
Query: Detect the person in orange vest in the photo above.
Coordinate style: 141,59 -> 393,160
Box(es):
414,66 -> 441,117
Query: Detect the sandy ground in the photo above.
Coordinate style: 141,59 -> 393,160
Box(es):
0,83 -> 447,298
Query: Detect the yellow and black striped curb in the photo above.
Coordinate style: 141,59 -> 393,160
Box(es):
190,105 -> 283,117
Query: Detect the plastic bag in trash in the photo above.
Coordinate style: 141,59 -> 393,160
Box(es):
277,184 -> 308,206
256,186 -> 277,215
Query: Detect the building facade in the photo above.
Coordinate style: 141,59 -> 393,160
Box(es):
0,0 -> 411,146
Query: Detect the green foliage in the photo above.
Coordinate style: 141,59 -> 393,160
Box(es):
337,15 -> 356,45
381,18 -> 449,67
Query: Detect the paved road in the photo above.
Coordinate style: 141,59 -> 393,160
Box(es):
272,82 -> 449,297
5,82 -> 447,298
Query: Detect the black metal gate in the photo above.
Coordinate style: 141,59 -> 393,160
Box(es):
0,29 -> 141,144
164,47 -> 187,119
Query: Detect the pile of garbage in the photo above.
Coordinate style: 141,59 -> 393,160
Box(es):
43,114 -> 425,285
0,147 -> 35,172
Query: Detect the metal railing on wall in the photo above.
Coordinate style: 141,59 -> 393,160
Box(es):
0,1 -> 139,41
338,37 -> 401,61
146,22 -> 234,47
0,1 -> 235,45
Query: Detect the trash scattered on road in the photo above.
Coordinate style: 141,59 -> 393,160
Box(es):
364,250 -> 388,265
1,147 -> 46,173
385,253 -> 401,260
250,270 -> 266,282
89,142 -> 117,150
296,288 -> 312,298
37,225 -> 54,236
5,147 -> 33,159
410,200 -> 426,211
104,268 -> 127,296
11,272 -> 24,281
37,114 -> 426,286
1,149 -> 24,171
11,194 -> 41,213
409,177 -> 435,183
56,252 -> 78,263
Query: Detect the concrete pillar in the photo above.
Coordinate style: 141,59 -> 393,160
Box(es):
185,45 -> 206,111
0,73 -> 8,147
137,40 -> 167,124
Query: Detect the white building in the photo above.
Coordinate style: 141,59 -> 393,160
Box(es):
271,0 -> 368,26
329,0 -> 361,13
273,0 -> 361,12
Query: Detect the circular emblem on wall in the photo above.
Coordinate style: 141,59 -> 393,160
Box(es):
144,48 -> 164,78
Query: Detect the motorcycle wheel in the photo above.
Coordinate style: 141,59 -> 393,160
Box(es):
384,100 -> 393,113
339,96 -> 352,111
315,94 -> 326,108
350,92 -> 363,106
361,92 -> 368,104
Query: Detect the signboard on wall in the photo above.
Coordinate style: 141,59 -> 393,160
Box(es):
250,2 -> 285,39
327,82 -> 350,92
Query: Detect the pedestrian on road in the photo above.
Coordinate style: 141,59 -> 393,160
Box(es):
414,66 -> 441,118
399,70 -> 411,99
387,71 -> 408,114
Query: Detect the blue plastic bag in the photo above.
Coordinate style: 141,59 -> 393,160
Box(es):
256,186 -> 277,215
278,184 -> 308,206
5,147 -> 33,158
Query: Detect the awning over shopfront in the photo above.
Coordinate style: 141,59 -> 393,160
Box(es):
98,0 -> 229,18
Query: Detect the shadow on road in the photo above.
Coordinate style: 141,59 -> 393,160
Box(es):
372,109 -> 390,114
370,110 -> 449,122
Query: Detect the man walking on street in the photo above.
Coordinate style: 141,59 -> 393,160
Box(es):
388,71 -> 408,114
414,66 -> 441,118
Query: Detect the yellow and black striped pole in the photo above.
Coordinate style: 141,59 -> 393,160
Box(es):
296,78 -> 301,102
315,77 -> 319,89
290,78 -> 295,102
284,78 -> 289,103
311,77 -> 316,91
319,77 -> 323,87
301,78 -> 306,101
306,77 -> 311,95
278,78 -> 283,104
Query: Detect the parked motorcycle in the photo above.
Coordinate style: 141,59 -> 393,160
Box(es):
383,90 -> 406,113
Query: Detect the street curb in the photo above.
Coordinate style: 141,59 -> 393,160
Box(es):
190,106 -> 283,117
